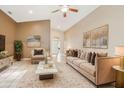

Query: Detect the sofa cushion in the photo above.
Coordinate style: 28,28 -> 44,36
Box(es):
32,55 -> 44,58
72,60 -> 83,66
79,62 -> 96,76
73,59 -> 87,66
66,57 -> 79,62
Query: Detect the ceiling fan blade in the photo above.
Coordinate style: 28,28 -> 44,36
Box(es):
52,9 -> 60,13
63,12 -> 67,17
69,8 -> 78,12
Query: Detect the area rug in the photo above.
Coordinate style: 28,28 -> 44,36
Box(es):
18,62 -> 96,88
0,60 -> 113,88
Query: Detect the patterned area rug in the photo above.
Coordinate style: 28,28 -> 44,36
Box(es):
17,61 -> 95,88
0,60 -> 113,88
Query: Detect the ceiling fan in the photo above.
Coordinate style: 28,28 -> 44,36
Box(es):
52,5 -> 78,17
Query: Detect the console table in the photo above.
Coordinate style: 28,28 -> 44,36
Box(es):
0,56 -> 13,71
113,66 -> 124,88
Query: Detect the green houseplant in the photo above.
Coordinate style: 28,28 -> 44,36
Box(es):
14,40 -> 23,61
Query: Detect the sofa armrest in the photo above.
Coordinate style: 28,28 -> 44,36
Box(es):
95,56 -> 120,85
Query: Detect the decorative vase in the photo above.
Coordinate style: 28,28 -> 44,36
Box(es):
45,57 -> 48,64
45,54 -> 48,64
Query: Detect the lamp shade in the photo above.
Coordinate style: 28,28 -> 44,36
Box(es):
115,46 -> 124,56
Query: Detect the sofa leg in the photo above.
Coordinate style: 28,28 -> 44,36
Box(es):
96,85 -> 100,88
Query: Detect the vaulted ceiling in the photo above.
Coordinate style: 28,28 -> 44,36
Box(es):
0,5 -> 99,31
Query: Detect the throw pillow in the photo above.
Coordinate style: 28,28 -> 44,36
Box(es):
34,49 -> 43,55
80,50 -> 83,59
84,52 -> 88,60
91,52 -> 96,65
34,49 -> 39,55
66,50 -> 69,56
71,50 -> 74,57
80,51 -> 84,59
87,52 -> 92,63
84,52 -> 87,60
68,50 -> 72,56
74,49 -> 78,57
78,50 -> 81,58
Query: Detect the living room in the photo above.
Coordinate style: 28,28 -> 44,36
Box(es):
0,1 -> 124,91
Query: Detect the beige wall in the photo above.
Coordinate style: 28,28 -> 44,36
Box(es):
16,20 -> 50,58
0,10 -> 16,55
0,10 -> 51,58
65,6 -> 124,56
51,29 -> 64,54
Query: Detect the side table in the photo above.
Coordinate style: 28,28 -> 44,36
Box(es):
112,66 -> 124,88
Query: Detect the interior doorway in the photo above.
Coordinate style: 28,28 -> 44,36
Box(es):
52,38 -> 60,55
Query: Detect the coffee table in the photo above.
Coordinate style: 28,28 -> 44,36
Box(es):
36,61 -> 58,80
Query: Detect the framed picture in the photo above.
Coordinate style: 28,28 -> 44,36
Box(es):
91,29 -> 98,48
83,31 -> 91,48
83,25 -> 108,49
97,25 -> 108,49
27,35 -> 41,47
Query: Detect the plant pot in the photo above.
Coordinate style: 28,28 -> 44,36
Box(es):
16,54 -> 21,61
14,40 -> 23,61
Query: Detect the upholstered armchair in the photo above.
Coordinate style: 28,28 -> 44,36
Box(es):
31,48 -> 45,64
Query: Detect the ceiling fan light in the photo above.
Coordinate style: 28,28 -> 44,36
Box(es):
29,10 -> 33,14
61,7 -> 68,12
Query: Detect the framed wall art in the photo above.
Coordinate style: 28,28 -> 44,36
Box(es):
27,35 -> 41,47
83,31 -> 91,48
83,24 -> 108,49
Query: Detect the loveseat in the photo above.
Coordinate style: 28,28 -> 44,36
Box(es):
66,49 -> 120,86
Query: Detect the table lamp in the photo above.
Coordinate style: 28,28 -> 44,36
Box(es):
115,46 -> 124,69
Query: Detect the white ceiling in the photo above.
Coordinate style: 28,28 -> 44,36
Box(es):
0,5 -> 99,31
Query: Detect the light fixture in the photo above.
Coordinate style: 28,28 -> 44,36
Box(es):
61,5 -> 69,13
28,10 -> 33,14
115,46 -> 124,69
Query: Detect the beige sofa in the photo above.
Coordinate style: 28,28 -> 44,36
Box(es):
66,56 -> 120,86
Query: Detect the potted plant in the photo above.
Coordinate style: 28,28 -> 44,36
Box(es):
14,40 -> 23,61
